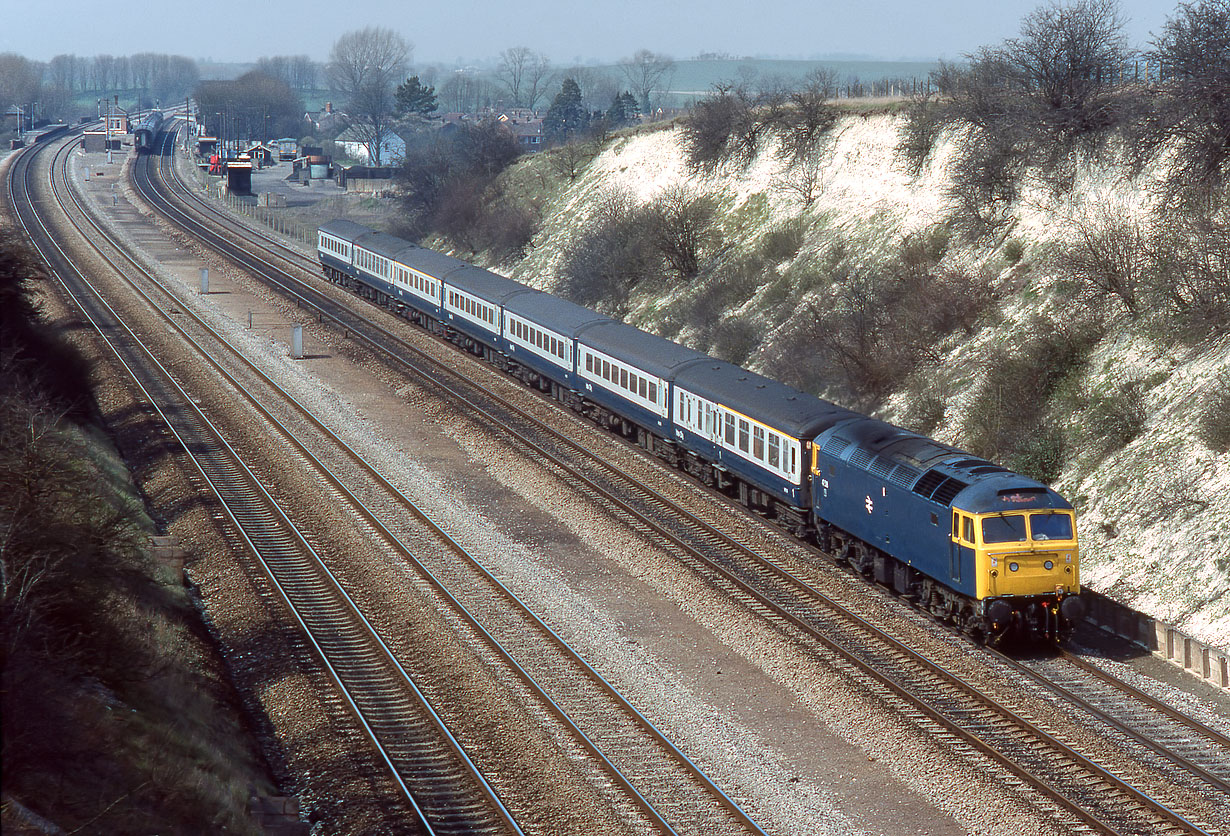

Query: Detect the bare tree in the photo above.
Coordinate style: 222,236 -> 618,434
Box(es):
772,153 -> 824,206
0,53 -> 43,117
618,49 -> 675,116
495,47 -> 552,109
91,54 -> 115,94
130,53 -> 153,99
1142,0 -> 1230,206
114,55 -> 130,94
327,27 -> 411,166
439,69 -> 491,113
289,55 -> 319,91
1055,208 -> 1150,316
778,67 -> 839,163
647,184 -> 717,280
47,55 -> 77,110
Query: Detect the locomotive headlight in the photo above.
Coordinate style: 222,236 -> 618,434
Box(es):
1044,560 -> 1054,570
1009,562 -> 1019,572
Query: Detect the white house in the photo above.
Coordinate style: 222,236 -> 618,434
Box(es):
333,124 -> 408,166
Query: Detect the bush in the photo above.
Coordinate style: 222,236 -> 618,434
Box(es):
899,387 -> 948,437
556,189 -> 659,314
396,121 -> 525,247
897,93 -> 947,175
1076,381 -> 1149,456
902,0 -> 1135,234
758,220 -> 807,263
762,231 -> 995,409
1007,421 -> 1068,484
1138,0 -> 1230,208
777,69 -> 839,165
681,85 -> 771,171
1054,209 -> 1150,317
1198,374 -> 1230,452
646,184 -> 717,281
1142,209 -> 1230,341
0,232 -> 95,420
961,317 -> 1099,477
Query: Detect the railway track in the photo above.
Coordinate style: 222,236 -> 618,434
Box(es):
32,130 -> 771,835
1009,648 -> 1230,793
7,128 -> 521,836
137,122 -> 1230,835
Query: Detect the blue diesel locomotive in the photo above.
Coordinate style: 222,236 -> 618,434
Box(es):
317,220 -> 1084,641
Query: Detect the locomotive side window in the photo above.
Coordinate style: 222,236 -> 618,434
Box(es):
963,516 -> 975,543
952,512 -> 960,538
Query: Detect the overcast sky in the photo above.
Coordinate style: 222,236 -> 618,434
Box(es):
3,0 -> 1175,67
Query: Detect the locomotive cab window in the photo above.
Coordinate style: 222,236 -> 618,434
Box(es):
1030,512 -> 1073,541
982,513 -> 1026,543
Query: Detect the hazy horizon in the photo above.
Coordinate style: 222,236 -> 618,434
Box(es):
3,0 -> 1175,68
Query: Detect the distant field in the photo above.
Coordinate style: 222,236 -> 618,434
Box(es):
261,57 -> 940,113
646,58 -> 939,101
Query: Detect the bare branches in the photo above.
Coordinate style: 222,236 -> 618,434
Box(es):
1140,0 -> 1230,208
327,27 -> 412,166
618,49 -> 675,116
495,47 -> 553,110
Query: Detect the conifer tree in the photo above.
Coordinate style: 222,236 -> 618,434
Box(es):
395,76 -> 438,116
543,77 -> 588,144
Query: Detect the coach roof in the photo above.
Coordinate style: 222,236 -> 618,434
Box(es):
319,219 -> 373,244
675,360 -> 856,439
443,264 -> 533,305
577,320 -> 710,379
355,230 -> 418,261
399,247 -> 471,280
504,291 -> 611,335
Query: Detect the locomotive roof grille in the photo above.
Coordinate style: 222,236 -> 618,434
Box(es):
930,477 -> 969,505
823,436 -> 852,456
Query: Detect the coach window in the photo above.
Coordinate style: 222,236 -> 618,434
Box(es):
738,419 -> 750,453
647,382 -> 656,403
724,413 -> 735,445
768,434 -> 780,469
639,377 -> 647,399
753,426 -> 765,459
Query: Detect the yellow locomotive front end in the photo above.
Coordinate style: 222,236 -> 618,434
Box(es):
953,501 -> 1083,640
